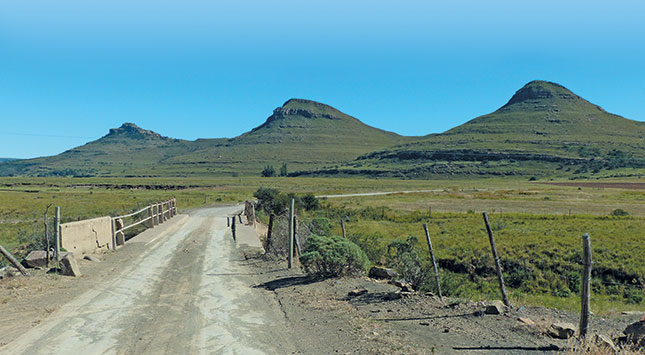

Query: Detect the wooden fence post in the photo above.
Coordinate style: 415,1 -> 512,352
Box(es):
55,207 -> 61,262
0,244 -> 30,276
340,219 -> 346,238
482,212 -> 510,307
266,214 -> 274,250
231,215 -> 236,241
294,215 -> 301,257
288,198 -> 295,268
43,204 -> 51,267
579,233 -> 592,339
159,203 -> 164,224
148,205 -> 154,228
423,223 -> 442,301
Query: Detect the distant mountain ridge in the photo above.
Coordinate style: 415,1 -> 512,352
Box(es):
300,80 -> 645,178
0,99 -> 413,177
1,81 -> 644,178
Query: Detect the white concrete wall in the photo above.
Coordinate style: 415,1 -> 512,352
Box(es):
61,216 -> 112,256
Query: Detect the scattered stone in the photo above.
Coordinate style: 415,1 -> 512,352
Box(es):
518,317 -> 535,326
390,280 -> 414,292
547,322 -> 576,339
516,306 -> 527,313
348,288 -> 368,297
593,334 -> 618,353
473,310 -> 485,317
484,300 -> 505,315
369,267 -> 397,280
642,315 -> 645,322
83,255 -> 101,262
384,291 -> 402,301
25,250 -> 51,268
419,322 -> 429,326
0,266 -> 8,279
443,328 -> 450,333
624,320 -> 645,347
60,254 -> 82,277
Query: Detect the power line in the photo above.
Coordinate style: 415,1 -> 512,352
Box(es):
0,132 -> 94,139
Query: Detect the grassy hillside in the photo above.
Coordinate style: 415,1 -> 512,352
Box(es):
0,100 -> 412,177
303,81 -> 645,179
162,99 -> 413,175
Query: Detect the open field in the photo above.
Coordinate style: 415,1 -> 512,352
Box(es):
1,175 -> 643,314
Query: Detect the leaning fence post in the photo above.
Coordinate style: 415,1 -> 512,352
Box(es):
0,244 -> 30,276
340,219 -> 346,238
294,215 -> 301,257
482,212 -> 510,307
288,198 -> 295,268
579,233 -> 592,339
55,207 -> 61,262
423,223 -> 442,301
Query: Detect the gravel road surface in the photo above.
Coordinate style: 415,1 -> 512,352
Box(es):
2,206 -> 295,355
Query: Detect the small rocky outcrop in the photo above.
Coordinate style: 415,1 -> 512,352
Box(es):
484,300 -> 505,315
547,322 -> 576,339
369,267 -> 398,280
24,250 -> 51,268
106,123 -> 165,140
60,254 -> 82,277
623,319 -> 645,348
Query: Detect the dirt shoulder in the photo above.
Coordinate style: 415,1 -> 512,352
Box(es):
245,255 -> 644,354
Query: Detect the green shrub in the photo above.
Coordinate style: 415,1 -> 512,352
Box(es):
261,165 -> 276,177
301,193 -> 320,211
309,217 -> 332,236
624,288 -> 644,304
610,208 -> 629,216
386,236 -> 429,290
348,234 -> 386,264
300,235 -> 370,278
254,187 -> 289,215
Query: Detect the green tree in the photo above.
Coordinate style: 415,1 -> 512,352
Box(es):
280,163 -> 288,177
261,165 -> 276,177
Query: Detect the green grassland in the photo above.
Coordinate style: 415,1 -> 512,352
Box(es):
1,175 -> 643,314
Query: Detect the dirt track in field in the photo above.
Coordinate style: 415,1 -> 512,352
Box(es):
541,182 -> 645,190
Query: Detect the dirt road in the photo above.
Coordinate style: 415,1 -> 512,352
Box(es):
2,206 -> 295,355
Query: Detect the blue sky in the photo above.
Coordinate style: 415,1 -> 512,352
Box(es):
1,0 -> 644,158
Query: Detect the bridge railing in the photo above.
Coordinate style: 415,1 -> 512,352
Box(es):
111,198 -> 177,248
